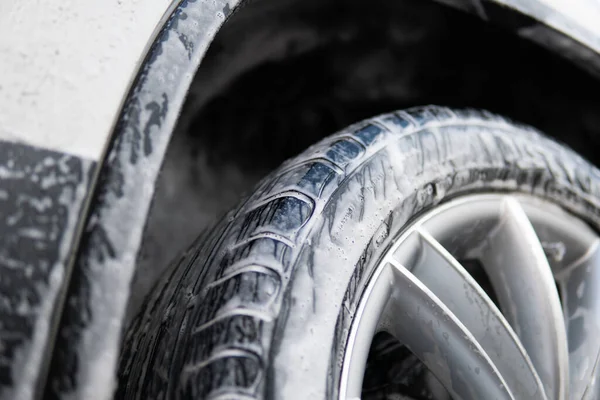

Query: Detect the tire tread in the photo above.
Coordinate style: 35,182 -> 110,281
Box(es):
117,106 -> 600,399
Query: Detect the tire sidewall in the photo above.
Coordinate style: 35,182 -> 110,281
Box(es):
268,124 -> 600,399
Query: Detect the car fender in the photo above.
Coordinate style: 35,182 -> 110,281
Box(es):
0,0 -> 599,398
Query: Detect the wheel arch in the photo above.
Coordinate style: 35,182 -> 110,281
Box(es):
45,0 -> 600,398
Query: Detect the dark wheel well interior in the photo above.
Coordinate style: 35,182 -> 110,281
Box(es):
131,0 -> 600,318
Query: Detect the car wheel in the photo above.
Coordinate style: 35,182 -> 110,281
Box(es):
117,106 -> 600,399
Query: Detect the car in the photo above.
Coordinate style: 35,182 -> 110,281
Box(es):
1,0 -> 600,398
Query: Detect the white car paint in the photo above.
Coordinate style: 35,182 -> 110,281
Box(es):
0,0 -> 173,161
502,0 -> 600,52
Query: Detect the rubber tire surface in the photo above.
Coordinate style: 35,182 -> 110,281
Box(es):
117,106 -> 600,399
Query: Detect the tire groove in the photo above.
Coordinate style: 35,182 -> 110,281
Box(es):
119,106 -> 600,399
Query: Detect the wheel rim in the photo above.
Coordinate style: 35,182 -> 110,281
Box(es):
340,194 -> 600,400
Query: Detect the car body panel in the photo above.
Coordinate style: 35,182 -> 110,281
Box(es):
506,0 -> 600,48
0,0 -> 173,160
0,0 -> 599,399
440,0 -> 600,75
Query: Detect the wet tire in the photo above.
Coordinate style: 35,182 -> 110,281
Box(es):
117,106 -> 600,399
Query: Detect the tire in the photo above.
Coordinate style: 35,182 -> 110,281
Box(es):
116,106 -> 600,399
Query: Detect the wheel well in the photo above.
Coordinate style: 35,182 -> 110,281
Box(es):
181,0 -> 600,170
133,0 -> 600,318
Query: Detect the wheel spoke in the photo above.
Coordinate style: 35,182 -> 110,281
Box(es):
341,194 -> 600,400
385,259 -> 515,400
405,229 -> 548,399
474,197 -> 569,400
558,241 -> 600,400
340,262 -> 395,399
